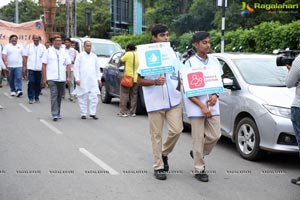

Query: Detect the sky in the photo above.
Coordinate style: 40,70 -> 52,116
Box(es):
0,0 -> 14,8
0,0 -> 39,8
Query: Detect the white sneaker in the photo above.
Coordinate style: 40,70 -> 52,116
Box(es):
16,91 -> 23,97
118,112 -> 128,117
131,113 -> 136,117
11,92 -> 16,96
0,105 -> 3,109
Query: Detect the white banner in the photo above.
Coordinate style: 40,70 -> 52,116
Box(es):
181,65 -> 224,97
137,42 -> 175,76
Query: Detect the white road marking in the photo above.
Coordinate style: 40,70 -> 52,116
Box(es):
79,148 -> 119,175
4,92 -> 13,99
19,103 -> 32,113
40,119 -> 63,134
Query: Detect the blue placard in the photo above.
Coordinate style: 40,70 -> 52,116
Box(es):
185,86 -> 224,97
139,66 -> 174,76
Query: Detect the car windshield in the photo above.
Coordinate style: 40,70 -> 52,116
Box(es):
233,57 -> 288,86
91,43 -> 121,57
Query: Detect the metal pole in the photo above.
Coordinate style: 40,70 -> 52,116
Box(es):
221,0 -> 225,53
66,0 -> 70,37
15,0 -> 19,23
113,0 -> 117,34
74,0 -> 77,37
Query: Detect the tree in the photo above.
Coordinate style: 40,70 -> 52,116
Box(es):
0,0 -> 39,23
76,0 -> 111,38
213,0 -> 300,31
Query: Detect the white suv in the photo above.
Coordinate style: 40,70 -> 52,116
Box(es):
71,37 -> 122,72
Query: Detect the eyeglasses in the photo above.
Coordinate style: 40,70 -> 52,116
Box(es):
54,39 -> 62,42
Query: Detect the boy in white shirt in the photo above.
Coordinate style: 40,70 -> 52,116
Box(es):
137,24 -> 183,180
181,31 -> 222,182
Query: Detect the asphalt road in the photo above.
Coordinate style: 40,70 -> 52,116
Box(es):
0,81 -> 299,200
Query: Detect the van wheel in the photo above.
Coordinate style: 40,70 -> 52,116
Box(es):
100,82 -> 112,103
234,117 -> 263,160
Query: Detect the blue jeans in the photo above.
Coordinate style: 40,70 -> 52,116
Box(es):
291,107 -> 300,151
27,70 -> 42,101
8,67 -> 22,92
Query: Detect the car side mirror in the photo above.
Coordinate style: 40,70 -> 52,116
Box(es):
119,65 -> 125,72
223,78 -> 241,91
223,78 -> 233,88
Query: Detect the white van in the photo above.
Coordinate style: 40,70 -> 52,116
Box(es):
71,37 -> 122,72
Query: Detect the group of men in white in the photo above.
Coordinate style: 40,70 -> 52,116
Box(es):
0,34 -> 101,121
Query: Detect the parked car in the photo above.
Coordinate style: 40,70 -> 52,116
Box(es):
70,37 -> 122,74
182,53 -> 298,160
100,51 -> 146,114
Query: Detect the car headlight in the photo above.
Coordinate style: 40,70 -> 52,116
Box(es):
263,104 -> 291,118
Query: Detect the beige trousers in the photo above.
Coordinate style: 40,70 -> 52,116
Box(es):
148,105 -> 183,170
191,116 -> 221,172
119,83 -> 138,114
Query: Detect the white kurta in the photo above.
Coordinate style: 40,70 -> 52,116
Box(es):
73,51 -> 101,96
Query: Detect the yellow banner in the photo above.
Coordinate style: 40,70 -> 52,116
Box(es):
0,19 -> 47,48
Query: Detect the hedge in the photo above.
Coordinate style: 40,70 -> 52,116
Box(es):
111,21 -> 300,54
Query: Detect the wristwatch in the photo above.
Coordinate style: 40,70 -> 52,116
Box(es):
154,79 -> 158,86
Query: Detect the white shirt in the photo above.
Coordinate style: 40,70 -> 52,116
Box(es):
137,48 -> 182,112
23,43 -> 46,71
0,43 -> 4,69
73,51 -> 101,96
2,43 -> 23,68
182,54 -> 223,118
42,46 -> 71,82
65,47 -> 77,71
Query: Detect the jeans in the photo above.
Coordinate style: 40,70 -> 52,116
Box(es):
291,107 -> 300,152
48,81 -> 65,117
8,67 -> 22,92
27,70 -> 42,101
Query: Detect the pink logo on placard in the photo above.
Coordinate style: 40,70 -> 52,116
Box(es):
188,72 -> 205,89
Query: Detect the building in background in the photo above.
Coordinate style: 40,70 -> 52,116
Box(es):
110,0 -> 146,35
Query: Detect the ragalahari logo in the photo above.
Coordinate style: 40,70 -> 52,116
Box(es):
241,2 -> 254,15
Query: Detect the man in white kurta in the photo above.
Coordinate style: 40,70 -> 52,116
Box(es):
73,41 -> 101,120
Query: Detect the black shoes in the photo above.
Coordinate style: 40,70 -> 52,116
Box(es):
190,150 -> 194,159
81,116 -> 87,119
195,170 -> 209,182
162,155 -> 169,172
53,117 -> 58,122
154,169 -> 167,180
291,177 -> 300,185
89,115 -> 98,120
190,150 -> 209,182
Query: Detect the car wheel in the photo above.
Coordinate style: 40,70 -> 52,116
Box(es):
234,117 -> 263,160
100,82 -> 112,104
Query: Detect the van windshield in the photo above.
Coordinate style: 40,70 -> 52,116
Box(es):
92,43 -> 121,57
233,57 -> 288,87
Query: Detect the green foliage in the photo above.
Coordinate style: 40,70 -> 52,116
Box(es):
111,33 -> 152,49
76,0 -> 111,38
0,0 -> 39,23
209,21 -> 300,54
111,20 -> 300,54
1,0 -> 299,53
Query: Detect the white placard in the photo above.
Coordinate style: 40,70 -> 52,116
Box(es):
137,42 -> 175,76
